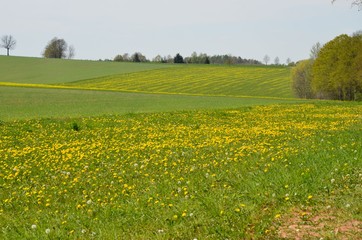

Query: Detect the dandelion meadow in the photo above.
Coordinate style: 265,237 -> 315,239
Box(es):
1,103 -> 361,239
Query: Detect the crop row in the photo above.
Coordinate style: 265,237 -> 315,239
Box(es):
65,65 -> 292,98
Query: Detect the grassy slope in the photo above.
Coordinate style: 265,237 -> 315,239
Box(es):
0,56 -> 174,84
0,57 -> 298,120
65,65 -> 293,98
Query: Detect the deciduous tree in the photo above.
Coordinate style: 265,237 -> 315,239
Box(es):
43,37 -> 69,59
1,35 -> 16,56
68,45 -> 75,59
332,0 -> 362,9
292,60 -> 314,99
310,42 -> 322,60
312,34 -> 362,100
274,56 -> 280,65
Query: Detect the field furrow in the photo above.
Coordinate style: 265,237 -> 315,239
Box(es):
64,65 -> 293,98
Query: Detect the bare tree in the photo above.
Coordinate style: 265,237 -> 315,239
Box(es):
263,55 -> 270,65
68,45 -> 75,59
1,35 -> 16,56
274,56 -> 280,65
310,42 -> 322,60
332,0 -> 362,9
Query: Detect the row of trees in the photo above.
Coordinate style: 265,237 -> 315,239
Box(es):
113,52 -> 264,65
292,32 -> 362,101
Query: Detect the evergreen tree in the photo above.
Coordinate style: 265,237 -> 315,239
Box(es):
174,53 -> 184,64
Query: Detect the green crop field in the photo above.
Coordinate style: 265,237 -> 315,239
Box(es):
0,56 -> 174,84
0,57 -> 361,239
0,57 -> 298,120
65,65 -> 293,98
0,86 -> 300,121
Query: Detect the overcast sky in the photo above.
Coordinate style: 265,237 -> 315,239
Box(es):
1,0 -> 361,63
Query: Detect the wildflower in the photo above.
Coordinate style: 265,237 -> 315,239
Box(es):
45,228 -> 51,234
274,214 -> 281,219
307,195 -> 313,200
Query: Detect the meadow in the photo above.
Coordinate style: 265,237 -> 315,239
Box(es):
0,57 -> 361,239
1,103 -> 361,239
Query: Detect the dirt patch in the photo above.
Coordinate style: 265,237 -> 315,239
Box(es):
276,207 -> 361,239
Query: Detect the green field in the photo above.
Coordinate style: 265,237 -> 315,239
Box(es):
0,56 -> 173,84
0,57 -> 297,121
64,65 -> 293,98
0,86 -> 300,121
0,57 -> 361,239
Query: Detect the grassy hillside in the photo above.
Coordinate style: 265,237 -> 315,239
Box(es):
0,56 -> 173,84
0,57 -> 296,120
65,65 -> 293,98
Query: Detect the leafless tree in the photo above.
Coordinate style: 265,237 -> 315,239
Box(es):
263,55 -> 270,65
68,45 -> 75,59
332,0 -> 362,9
274,56 -> 280,65
1,35 -> 16,56
310,42 -> 322,60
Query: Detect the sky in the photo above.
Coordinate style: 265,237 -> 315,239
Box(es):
1,0 -> 361,63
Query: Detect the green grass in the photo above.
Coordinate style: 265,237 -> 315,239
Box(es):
65,65 -> 293,98
1,103 -> 361,239
0,86 -> 301,121
1,57 -> 297,120
0,56 -> 361,239
0,56 -> 174,84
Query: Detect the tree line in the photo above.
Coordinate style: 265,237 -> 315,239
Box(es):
1,34 -> 274,66
292,32 -> 362,101
113,51 -> 264,65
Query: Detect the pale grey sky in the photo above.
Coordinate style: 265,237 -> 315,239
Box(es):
1,0 -> 361,63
